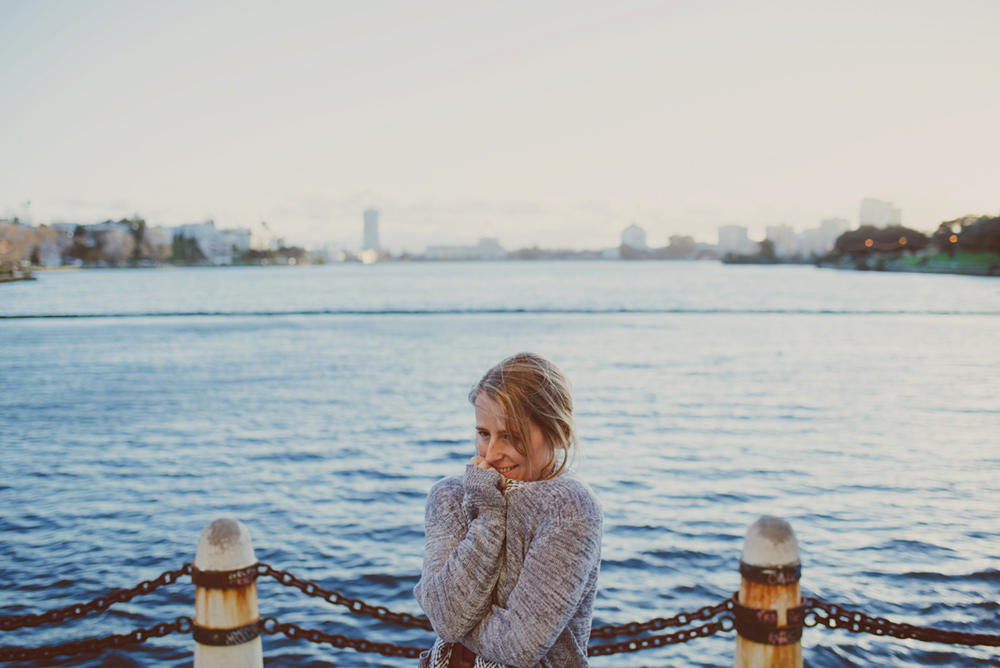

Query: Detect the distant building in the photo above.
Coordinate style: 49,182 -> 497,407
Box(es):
794,229 -> 821,257
363,209 -> 380,251
144,227 -> 174,261
87,220 -> 135,263
717,225 -> 755,256
474,238 -> 506,260
170,220 -> 253,265
765,224 -> 796,258
423,237 -> 506,261
859,199 -> 901,228
621,224 -> 647,249
819,217 -> 849,252
0,219 -> 63,266
791,218 -> 850,257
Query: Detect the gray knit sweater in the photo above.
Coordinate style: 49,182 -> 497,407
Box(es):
414,464 -> 603,668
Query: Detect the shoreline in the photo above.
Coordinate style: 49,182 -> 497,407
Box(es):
7,256 -> 999,279
816,251 -> 1000,277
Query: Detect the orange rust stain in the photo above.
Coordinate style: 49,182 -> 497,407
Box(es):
225,585 -> 259,622
195,584 -> 260,628
736,638 -> 803,668
735,580 -> 802,668
740,581 -> 800,623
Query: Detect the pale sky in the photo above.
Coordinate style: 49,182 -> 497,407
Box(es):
2,0 -> 999,252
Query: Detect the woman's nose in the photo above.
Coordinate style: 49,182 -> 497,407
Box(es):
485,439 -> 506,462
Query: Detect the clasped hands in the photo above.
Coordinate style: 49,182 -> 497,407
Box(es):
470,456 -> 507,490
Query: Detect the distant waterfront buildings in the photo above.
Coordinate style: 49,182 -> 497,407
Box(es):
765,224 -> 796,258
423,237 -> 506,261
717,225 -> 756,256
0,218 -> 269,267
0,219 -> 61,266
716,217 -> 852,259
788,218 -> 849,257
171,220 -> 257,265
793,228 -> 821,257
859,198 -> 901,228
621,224 -> 648,249
363,209 -> 380,251
819,218 -> 849,251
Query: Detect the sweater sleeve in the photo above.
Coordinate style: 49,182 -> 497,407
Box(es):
413,465 -> 507,642
463,515 -> 603,668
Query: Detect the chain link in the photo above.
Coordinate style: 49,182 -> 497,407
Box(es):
6,560 -> 999,663
589,616 -> 736,656
259,615 -> 737,660
804,598 -> 1000,647
257,563 -> 435,631
590,597 -> 735,639
260,617 -> 426,658
0,564 -> 193,632
0,617 -> 192,663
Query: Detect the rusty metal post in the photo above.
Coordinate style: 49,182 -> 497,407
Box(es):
734,516 -> 802,668
193,519 -> 263,668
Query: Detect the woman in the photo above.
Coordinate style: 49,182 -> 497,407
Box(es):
414,353 -> 603,668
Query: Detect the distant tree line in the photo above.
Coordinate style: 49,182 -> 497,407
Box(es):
834,225 -> 928,255
931,214 -> 1000,257
831,214 -> 1000,258
621,235 -> 716,260
234,245 -> 307,265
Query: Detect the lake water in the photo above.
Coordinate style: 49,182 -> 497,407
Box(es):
2,262 -> 999,667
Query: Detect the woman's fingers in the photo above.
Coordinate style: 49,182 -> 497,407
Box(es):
469,457 -> 505,490
474,459 -> 506,490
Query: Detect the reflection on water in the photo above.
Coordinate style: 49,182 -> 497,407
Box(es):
1,264 -> 998,667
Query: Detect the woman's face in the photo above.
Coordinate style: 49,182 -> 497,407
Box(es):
475,395 -> 552,482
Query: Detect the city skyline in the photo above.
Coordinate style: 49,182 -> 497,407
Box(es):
6,199 -> 912,263
2,1 -> 999,252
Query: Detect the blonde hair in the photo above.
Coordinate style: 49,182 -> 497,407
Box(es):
469,352 -> 578,479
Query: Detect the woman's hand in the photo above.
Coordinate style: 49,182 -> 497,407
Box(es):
469,456 -> 506,490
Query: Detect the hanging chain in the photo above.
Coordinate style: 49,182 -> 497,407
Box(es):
590,597 -> 735,639
258,615 -> 737,660
260,617 -> 426,658
589,616 -> 736,656
0,564 -> 193,631
6,560 -> 1000,664
256,563 -> 434,631
803,597 -> 1000,647
0,617 -> 192,663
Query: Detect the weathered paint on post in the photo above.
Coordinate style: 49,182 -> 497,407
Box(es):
194,519 -> 263,668
734,516 -> 802,668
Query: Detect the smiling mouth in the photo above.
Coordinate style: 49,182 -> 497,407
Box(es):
496,465 -> 517,474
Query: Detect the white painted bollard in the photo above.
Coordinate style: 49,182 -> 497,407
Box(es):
734,516 -> 803,668
193,519 -> 264,668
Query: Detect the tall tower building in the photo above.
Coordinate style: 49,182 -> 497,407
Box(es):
363,209 -> 379,251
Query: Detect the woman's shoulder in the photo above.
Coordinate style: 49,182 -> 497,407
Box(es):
427,474 -> 465,503
513,474 -> 603,524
